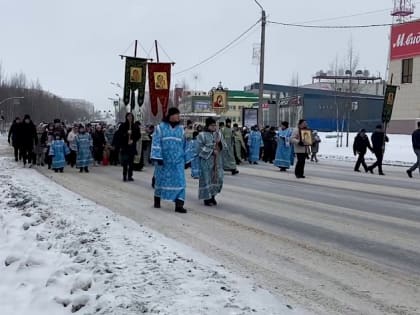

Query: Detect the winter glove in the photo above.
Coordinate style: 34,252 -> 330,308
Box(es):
184,162 -> 191,169
7,139 -> 10,144
298,141 -> 304,146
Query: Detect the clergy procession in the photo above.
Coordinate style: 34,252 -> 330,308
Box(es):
8,106 -> 325,214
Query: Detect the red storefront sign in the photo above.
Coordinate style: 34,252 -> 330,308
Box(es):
391,20 -> 420,60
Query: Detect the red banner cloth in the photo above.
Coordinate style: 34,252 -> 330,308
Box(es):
148,63 -> 171,116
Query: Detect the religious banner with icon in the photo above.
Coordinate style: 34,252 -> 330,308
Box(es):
148,63 -> 171,116
123,57 -> 148,110
210,83 -> 228,115
382,85 -> 397,123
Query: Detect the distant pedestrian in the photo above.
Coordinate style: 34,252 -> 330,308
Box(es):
75,124 -> 93,173
49,132 -> 70,173
8,117 -> 22,162
291,119 -> 309,179
274,121 -> 294,171
190,131 -> 200,179
118,113 -> 141,181
20,114 -> 38,168
67,124 -> 78,167
353,129 -> 373,172
248,125 -> 263,164
367,124 -> 389,175
221,118 -> 239,175
406,121 -> 420,178
310,130 -> 321,162
197,117 -> 225,206
232,123 -> 246,164
92,124 -> 106,166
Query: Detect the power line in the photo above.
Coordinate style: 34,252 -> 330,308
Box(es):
292,8 -> 392,25
290,1 -> 420,25
174,19 -> 261,76
157,41 -> 175,63
267,20 -> 394,29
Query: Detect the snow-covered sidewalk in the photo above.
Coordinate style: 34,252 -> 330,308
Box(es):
317,132 -> 416,167
0,152 -> 298,314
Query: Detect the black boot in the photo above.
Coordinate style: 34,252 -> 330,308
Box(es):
204,199 -> 213,206
84,167 -> 89,173
154,196 -> 161,208
210,196 -> 217,205
175,199 -> 187,213
79,167 -> 83,173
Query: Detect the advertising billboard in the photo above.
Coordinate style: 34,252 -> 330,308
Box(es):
390,20 -> 420,60
242,108 -> 259,128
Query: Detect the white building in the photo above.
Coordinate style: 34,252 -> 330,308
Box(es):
388,19 -> 420,133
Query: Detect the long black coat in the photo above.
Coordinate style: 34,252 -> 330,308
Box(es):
8,122 -> 22,147
19,121 -> 38,149
371,131 -> 389,153
118,122 -> 141,155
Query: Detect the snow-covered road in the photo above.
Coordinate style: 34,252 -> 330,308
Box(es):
31,151 -> 420,315
0,142 -> 298,314
2,132 -> 420,315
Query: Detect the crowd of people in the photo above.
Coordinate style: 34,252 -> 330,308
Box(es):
6,114 -> 154,177
7,109 -> 420,214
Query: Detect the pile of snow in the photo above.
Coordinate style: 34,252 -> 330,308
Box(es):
0,152 -> 297,314
317,132 -> 415,167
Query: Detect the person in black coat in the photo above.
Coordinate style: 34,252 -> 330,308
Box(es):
353,129 -> 373,172
92,124 -> 106,165
8,117 -> 22,161
407,121 -> 420,178
20,114 -> 38,167
367,124 -> 389,175
118,112 -> 141,181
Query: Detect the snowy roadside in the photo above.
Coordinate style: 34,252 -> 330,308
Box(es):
0,151 -> 298,313
317,132 -> 415,167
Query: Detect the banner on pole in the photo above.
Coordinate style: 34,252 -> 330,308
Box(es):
382,85 -> 397,123
123,57 -> 148,110
148,63 -> 171,116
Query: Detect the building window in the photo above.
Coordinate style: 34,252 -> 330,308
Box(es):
402,58 -> 413,84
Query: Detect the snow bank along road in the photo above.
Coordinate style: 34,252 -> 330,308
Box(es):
38,159 -> 420,315
0,146 -> 295,314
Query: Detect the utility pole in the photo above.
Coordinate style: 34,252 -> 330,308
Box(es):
254,0 -> 266,127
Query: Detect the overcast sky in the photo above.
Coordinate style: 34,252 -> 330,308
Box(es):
1,0 -> 414,110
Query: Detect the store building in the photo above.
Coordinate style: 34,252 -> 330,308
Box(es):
388,19 -> 420,133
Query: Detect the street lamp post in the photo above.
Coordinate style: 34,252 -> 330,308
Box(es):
345,70 -> 353,147
0,96 -> 24,129
0,96 -> 25,106
254,0 -> 266,127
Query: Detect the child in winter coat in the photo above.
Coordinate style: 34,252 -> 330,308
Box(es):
49,132 -> 70,173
